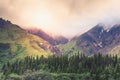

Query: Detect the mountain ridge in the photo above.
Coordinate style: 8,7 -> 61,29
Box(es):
76,24 -> 120,54
0,18 -> 61,65
26,28 -> 68,45
1,17 -> 120,56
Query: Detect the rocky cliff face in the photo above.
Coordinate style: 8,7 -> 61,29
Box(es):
76,24 -> 120,54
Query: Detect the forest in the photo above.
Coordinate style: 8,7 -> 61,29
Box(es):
1,53 -> 120,80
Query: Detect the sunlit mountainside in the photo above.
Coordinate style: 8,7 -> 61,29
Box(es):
0,18 -> 61,65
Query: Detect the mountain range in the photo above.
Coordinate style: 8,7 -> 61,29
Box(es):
0,18 -> 120,64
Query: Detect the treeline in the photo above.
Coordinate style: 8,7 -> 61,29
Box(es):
2,53 -> 120,79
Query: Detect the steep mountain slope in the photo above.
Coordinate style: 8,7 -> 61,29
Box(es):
76,24 -> 120,54
27,28 -> 68,45
59,24 -> 120,55
0,18 -> 59,65
58,37 -> 82,56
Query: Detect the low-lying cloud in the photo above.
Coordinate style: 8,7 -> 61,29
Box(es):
0,0 -> 120,38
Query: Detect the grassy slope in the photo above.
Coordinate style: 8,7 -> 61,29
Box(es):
0,22 -> 52,65
109,45 -> 120,56
58,38 -> 82,56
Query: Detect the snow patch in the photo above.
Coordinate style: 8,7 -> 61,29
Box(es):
106,28 -> 110,32
98,42 -> 103,48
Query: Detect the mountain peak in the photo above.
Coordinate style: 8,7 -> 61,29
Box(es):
76,24 -> 120,54
0,18 -> 11,27
96,23 -> 105,27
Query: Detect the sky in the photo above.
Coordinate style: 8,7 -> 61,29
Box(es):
0,0 -> 120,38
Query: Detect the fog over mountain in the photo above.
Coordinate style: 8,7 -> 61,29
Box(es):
0,0 -> 120,38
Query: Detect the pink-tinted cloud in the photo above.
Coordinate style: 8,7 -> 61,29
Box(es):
0,0 -> 120,38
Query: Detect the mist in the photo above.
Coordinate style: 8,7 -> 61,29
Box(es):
0,0 -> 120,38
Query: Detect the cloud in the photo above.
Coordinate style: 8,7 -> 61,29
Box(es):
0,0 -> 120,38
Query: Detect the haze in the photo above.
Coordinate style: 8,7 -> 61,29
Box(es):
0,0 -> 120,38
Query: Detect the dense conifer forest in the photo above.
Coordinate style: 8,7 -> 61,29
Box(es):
1,53 -> 120,80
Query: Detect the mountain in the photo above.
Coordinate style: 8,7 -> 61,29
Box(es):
27,28 -> 68,45
76,24 -> 120,54
1,17 -> 120,59
59,24 -> 120,55
0,18 -> 60,65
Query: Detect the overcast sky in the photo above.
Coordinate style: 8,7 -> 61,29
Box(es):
0,0 -> 120,38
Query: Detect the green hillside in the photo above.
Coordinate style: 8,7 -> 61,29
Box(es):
58,38 -> 83,56
109,46 -> 120,56
0,19 -> 52,66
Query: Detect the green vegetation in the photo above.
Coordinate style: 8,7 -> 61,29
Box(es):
110,46 -> 120,56
0,71 -> 96,80
58,39 -> 82,57
1,53 -> 120,80
0,20 -> 53,67
0,25 -> 52,57
0,42 -> 33,68
1,18 -> 120,80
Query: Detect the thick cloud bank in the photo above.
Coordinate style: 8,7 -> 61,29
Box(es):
0,0 -> 120,38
